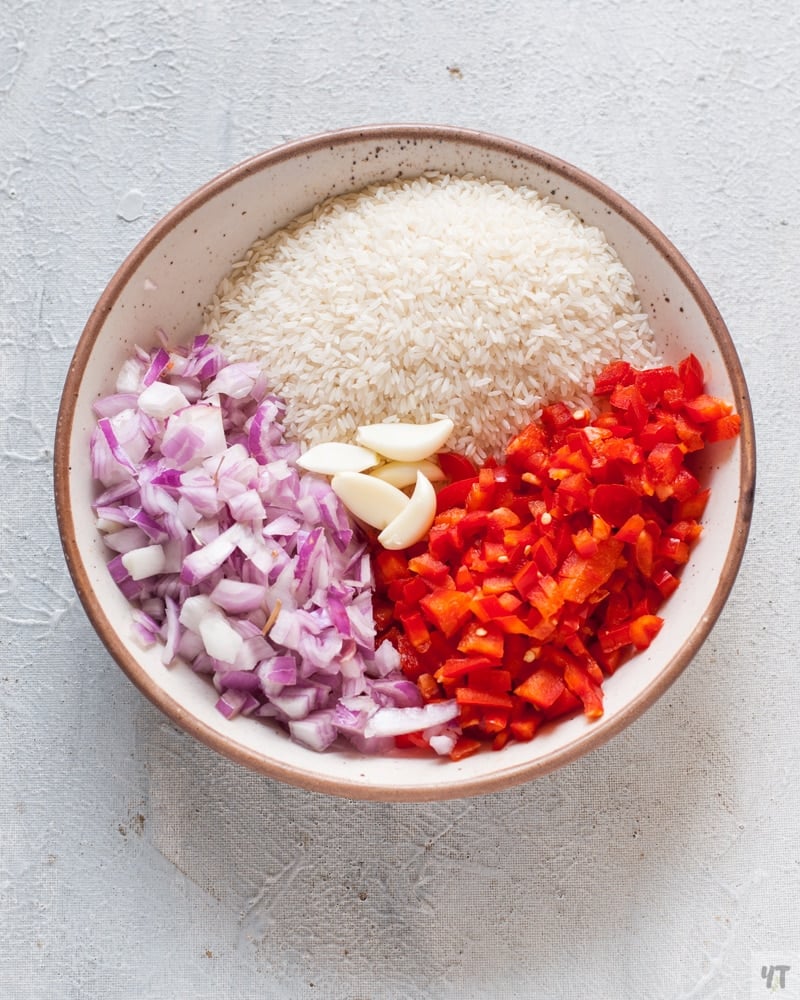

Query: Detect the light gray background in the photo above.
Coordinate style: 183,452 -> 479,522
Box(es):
2,2 -> 797,998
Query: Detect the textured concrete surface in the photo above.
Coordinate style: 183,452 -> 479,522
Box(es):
1,1 -> 798,998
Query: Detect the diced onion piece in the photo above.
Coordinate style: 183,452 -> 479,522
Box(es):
364,700 -> 459,738
137,380 -> 189,418
428,733 -> 458,756
297,442 -> 381,475
161,403 -> 226,467
178,594 -> 218,632
289,711 -> 338,751
210,579 -> 266,614
199,614 -> 244,664
330,471 -> 409,530
377,472 -> 437,550
180,523 -> 244,585
120,544 -> 166,581
355,418 -> 454,462
369,458 -> 445,489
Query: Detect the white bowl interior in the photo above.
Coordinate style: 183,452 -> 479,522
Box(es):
60,128 -> 751,799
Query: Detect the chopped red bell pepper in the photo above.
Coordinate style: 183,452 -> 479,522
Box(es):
437,451 -> 478,482
514,666 -> 565,709
594,359 -> 635,394
371,354 -> 740,758
436,476 -> 478,514
678,354 -> 705,398
419,588 -> 474,638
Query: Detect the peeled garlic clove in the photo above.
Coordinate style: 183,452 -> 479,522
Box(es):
377,472 -> 437,550
331,472 -> 409,530
297,441 -> 380,475
369,458 -> 445,490
355,418 -> 454,463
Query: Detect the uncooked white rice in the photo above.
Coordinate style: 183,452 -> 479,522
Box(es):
204,174 -> 659,462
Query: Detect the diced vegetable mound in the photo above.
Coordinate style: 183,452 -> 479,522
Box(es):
372,355 -> 740,759
90,334 -> 458,753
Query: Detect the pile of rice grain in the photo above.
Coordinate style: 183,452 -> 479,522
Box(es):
204,174 -> 659,463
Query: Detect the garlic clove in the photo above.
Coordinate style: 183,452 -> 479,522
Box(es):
369,458 -> 445,490
296,441 -> 381,475
355,418 -> 454,463
377,471 -> 437,550
330,471 -> 409,530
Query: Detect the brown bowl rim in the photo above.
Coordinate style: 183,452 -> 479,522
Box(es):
54,123 -> 756,801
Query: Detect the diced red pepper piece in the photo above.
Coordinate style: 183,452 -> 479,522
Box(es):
598,621 -> 632,654
646,442 -> 684,487
526,575 -> 565,620
492,728 -> 512,750
481,575 -> 516,595
514,666 -> 565,709
683,394 -> 732,423
457,621 -> 505,660
679,354 -> 705,398
609,383 -> 649,430
675,414 -> 705,452
454,565 -> 476,591
652,568 -> 681,599
436,656 -> 495,680
656,536 -> 690,564
505,422 -> 550,474
616,513 -> 646,543
629,614 -> 664,649
540,687 -> 582,720
512,560 -> 541,600
436,476 -> 478,514
417,673 -> 441,700
634,529 -> 655,578
479,708 -> 511,735
572,527 -> 599,558
402,575 -> 431,606
399,611 -> 432,652
674,488 -> 710,520
592,514 -> 612,540
639,418 -> 678,450
468,668 -> 512,694
437,451 -> 478,482
541,401 -> 575,435
529,535 -> 559,574
705,413 -> 741,442
599,436 -> 645,465
493,614 -> 540,637
635,365 -> 682,403
407,552 -> 451,584
556,471 -> 592,512
395,631 -> 425,680
563,661 -> 604,718
456,687 -> 515,710
594,359 -> 635,395
590,484 -> 641,527
394,732 -> 430,750
470,594 -> 509,623
419,588 -> 474,638
449,736 -> 483,761
559,538 -> 623,604
373,549 -> 409,585
509,716 -> 540,742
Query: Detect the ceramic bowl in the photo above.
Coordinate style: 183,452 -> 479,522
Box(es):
54,125 -> 755,801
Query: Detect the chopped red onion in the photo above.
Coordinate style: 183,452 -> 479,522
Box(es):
91,337 -> 455,754
142,346 -> 171,387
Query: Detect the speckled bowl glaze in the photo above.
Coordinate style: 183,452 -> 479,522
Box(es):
55,125 -> 755,801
